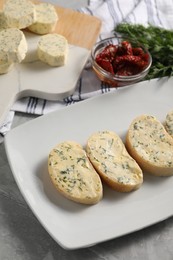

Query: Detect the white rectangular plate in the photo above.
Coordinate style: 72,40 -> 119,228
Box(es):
4,77 -> 173,249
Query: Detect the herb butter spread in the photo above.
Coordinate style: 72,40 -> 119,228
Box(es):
28,3 -> 58,35
86,130 -> 143,192
48,141 -> 103,204
3,0 -> 36,29
0,11 -> 8,31
165,110 -> 173,138
0,60 -> 14,74
0,28 -> 27,63
37,34 -> 68,67
126,114 -> 173,176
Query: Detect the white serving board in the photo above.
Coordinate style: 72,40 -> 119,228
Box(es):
0,41 -> 90,127
4,77 -> 173,249
0,0 -> 102,128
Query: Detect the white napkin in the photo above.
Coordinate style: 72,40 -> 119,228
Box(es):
1,0 -> 173,137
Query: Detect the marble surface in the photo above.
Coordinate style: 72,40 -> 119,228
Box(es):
1,1 -> 173,259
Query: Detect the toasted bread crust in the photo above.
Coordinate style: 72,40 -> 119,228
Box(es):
126,115 -> 173,176
48,141 -> 103,204
164,110 -> 173,138
86,130 -> 143,192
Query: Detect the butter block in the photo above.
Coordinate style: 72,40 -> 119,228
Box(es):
28,3 -> 58,35
0,62 -> 13,74
0,11 -> 8,31
0,28 -> 27,63
0,53 -> 13,74
3,0 -> 36,29
37,34 -> 68,67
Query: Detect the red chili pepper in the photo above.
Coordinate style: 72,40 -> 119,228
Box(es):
116,68 -> 133,76
141,53 -> 150,62
95,41 -> 149,77
96,44 -> 118,63
103,44 -> 118,61
135,60 -> 148,69
96,58 -> 114,74
113,55 -> 148,74
113,55 -> 142,66
132,47 -> 144,56
121,41 -> 133,55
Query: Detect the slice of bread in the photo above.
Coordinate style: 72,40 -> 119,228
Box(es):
164,110 -> 173,138
48,141 -> 103,204
86,130 -> 143,192
126,114 -> 173,176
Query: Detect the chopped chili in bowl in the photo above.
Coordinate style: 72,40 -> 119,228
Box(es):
91,36 -> 152,87
95,41 -> 150,76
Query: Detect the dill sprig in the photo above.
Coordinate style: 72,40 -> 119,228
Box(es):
114,23 -> 173,80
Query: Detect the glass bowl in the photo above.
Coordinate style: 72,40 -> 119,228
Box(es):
91,36 -> 152,87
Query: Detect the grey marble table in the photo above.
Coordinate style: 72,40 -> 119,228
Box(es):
1,1 -> 173,259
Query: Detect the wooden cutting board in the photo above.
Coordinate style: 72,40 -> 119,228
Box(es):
0,0 -> 102,128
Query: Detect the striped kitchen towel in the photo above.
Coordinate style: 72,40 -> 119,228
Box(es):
1,0 -> 173,137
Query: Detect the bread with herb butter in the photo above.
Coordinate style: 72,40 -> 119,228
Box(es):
126,114 -> 173,176
37,33 -> 68,66
86,130 -> 143,192
48,141 -> 103,204
164,110 -> 173,138
28,3 -> 58,35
